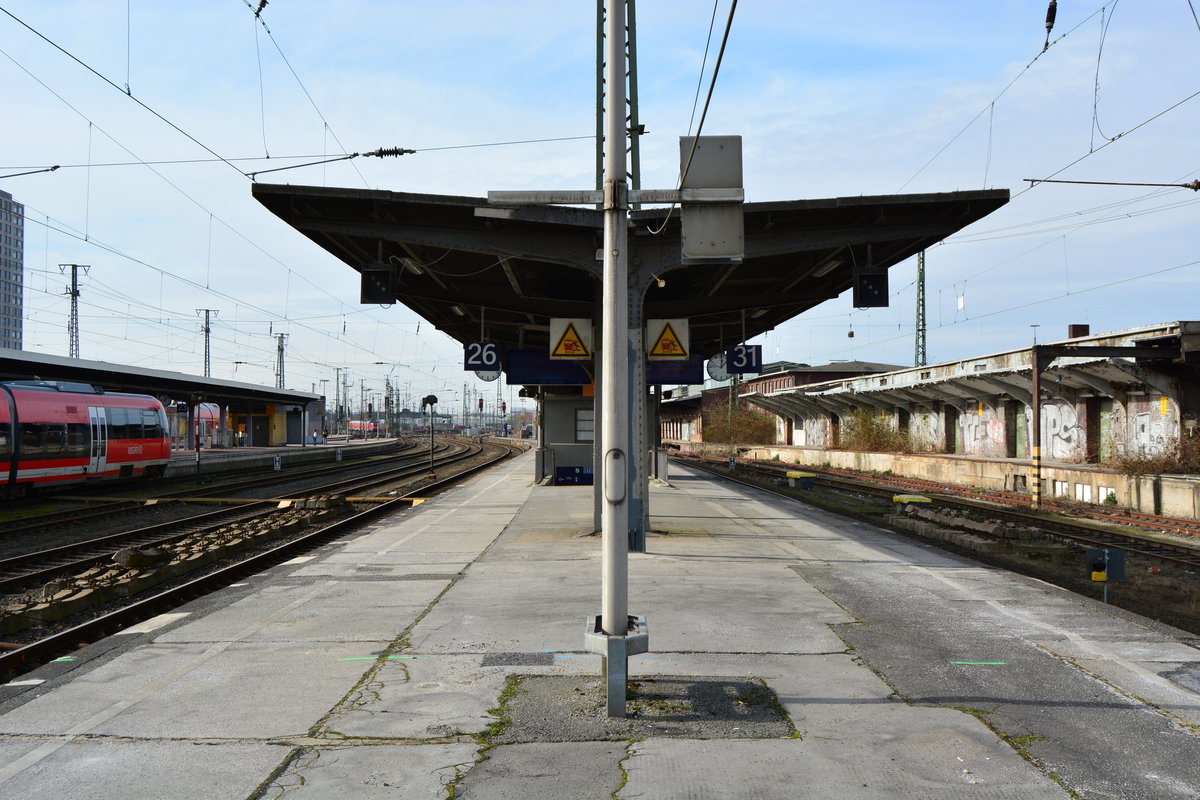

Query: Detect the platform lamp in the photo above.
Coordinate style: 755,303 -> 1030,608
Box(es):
421,395 -> 438,476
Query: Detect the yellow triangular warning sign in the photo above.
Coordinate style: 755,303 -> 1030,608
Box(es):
552,321 -> 591,359
648,322 -> 688,358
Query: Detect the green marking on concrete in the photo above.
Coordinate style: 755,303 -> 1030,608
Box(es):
51,657 -> 77,662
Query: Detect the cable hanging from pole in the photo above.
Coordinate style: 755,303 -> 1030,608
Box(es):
647,0 -> 738,236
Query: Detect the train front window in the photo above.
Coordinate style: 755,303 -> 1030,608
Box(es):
109,407 -> 132,439
142,408 -> 164,439
126,409 -> 145,440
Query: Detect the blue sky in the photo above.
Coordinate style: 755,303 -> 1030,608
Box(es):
2,1 -> 1198,412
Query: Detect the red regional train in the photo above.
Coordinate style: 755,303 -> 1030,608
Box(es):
0,380 -> 171,497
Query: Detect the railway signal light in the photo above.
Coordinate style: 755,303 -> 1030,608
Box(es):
501,401 -> 506,413
1083,548 -> 1125,603
852,245 -> 888,308
360,262 -> 394,304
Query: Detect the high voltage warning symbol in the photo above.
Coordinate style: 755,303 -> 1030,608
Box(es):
648,322 -> 688,358
552,321 -> 591,359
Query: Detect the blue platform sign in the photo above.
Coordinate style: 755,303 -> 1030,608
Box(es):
555,466 -> 594,486
726,344 -> 762,374
464,342 -> 500,372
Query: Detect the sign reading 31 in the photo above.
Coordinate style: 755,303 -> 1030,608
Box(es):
725,344 -> 762,375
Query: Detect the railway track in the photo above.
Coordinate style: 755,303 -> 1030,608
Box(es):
0,439 -> 444,544
0,438 -> 523,677
796,461 -> 1200,538
0,438 -> 482,596
674,453 -> 1200,571
0,502 -> 277,596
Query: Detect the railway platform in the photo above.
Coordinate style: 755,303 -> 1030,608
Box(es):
163,436 -> 405,479
2,451 -> 1199,798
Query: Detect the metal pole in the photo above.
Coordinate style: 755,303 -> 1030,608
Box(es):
1031,345 -> 1042,508
601,0 -> 630,672
915,251 -> 926,367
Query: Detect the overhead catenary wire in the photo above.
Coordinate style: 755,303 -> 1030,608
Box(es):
1,135 -> 595,175
1011,87 -> 1200,202
1024,177 -> 1200,191
687,1 -> 721,136
806,254 -> 1200,364
18,207 -> 440,370
896,3 -> 1106,193
649,0 -> 738,236
241,0 -> 370,188
0,5 -> 246,177
1090,1 -> 1120,150
1,35 -> 444,366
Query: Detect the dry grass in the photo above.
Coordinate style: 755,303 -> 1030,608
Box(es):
1108,436 -> 1200,476
839,408 -> 911,452
702,399 -> 778,445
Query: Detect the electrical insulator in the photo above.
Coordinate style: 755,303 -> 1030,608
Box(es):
1042,1 -> 1057,52
371,146 -> 416,158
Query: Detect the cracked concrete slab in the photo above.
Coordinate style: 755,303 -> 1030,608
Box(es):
456,741 -> 628,799
621,737 -> 1064,799
0,641 -> 377,738
260,742 -> 478,799
321,654 -> 513,739
0,738 -> 284,800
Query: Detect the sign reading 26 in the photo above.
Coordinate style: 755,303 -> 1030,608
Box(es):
464,342 -> 500,371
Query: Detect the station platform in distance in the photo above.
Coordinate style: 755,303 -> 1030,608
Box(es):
163,436 -> 400,479
3,452 -> 1199,798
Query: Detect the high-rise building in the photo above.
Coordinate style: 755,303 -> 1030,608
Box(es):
0,189 -> 24,350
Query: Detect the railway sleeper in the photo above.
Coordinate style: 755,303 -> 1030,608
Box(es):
905,506 -> 1040,541
890,516 -> 1010,555
1,508 -> 330,637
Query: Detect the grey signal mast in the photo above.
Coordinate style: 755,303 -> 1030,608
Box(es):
60,263 -> 88,359
197,309 -> 218,378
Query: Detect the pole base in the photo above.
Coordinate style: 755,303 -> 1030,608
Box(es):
585,614 -> 649,717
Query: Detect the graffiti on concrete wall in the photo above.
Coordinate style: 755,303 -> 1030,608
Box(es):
803,417 -> 827,447
1132,407 -> 1176,452
1114,395 -> 1178,456
909,410 -> 940,450
960,404 -> 1008,457
1043,401 -> 1084,461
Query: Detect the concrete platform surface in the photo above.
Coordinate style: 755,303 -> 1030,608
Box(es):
2,453 -> 1199,799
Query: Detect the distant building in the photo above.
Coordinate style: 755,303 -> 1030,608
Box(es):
0,189 -> 23,350
741,321 -> 1200,464
660,360 -> 903,442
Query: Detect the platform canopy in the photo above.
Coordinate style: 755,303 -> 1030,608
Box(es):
252,183 -> 1008,363
0,350 -> 318,407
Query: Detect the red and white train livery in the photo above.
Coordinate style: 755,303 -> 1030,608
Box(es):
0,381 -> 171,496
